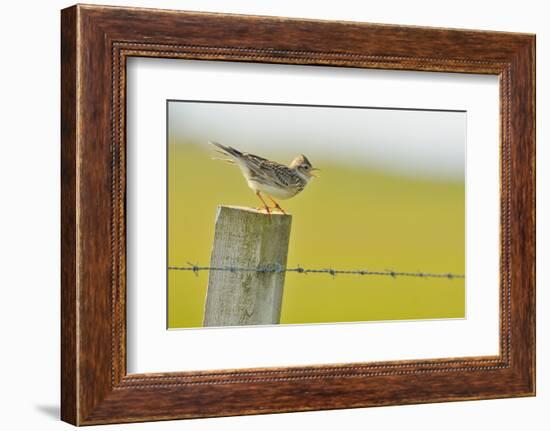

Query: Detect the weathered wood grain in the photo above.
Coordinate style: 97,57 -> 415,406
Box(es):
61,4 -> 535,425
203,206 -> 291,327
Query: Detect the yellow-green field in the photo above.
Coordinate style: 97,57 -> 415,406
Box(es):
168,142 -> 465,328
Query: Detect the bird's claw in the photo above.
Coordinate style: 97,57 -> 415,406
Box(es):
256,205 -> 271,215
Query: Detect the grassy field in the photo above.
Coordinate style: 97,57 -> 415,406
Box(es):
168,141 -> 465,328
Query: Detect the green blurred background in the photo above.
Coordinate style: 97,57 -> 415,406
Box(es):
168,139 -> 465,329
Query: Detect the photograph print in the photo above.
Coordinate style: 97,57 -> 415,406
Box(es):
167,100 -> 466,329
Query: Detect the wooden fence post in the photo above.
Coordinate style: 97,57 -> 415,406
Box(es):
203,205 -> 292,327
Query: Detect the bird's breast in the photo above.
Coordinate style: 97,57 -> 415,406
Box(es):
247,180 -> 299,199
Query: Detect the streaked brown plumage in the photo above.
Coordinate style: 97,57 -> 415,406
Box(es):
210,141 -> 318,214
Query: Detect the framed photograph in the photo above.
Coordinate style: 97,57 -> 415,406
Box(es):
61,4 -> 535,425
165,100 -> 467,330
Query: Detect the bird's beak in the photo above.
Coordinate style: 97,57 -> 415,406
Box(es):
309,168 -> 320,178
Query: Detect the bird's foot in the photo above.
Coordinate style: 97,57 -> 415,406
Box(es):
272,204 -> 287,215
255,205 -> 271,215
266,197 -> 287,214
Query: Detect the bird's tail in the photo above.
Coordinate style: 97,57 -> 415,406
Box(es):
209,141 -> 243,158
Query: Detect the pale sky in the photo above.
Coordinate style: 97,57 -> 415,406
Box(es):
169,101 -> 465,181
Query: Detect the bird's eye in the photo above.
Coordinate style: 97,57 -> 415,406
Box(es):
303,164 -> 309,170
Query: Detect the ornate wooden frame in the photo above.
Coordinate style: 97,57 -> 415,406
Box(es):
61,4 -> 535,425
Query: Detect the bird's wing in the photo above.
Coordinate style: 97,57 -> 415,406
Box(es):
210,142 -> 297,188
242,154 -> 295,188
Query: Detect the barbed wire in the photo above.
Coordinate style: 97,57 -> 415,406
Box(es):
168,262 -> 464,280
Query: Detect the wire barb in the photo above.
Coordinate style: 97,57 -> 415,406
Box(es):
186,262 -> 200,276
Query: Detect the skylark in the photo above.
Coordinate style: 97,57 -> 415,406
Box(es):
210,141 -> 319,214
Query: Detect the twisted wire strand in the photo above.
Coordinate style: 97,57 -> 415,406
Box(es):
168,263 -> 464,280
